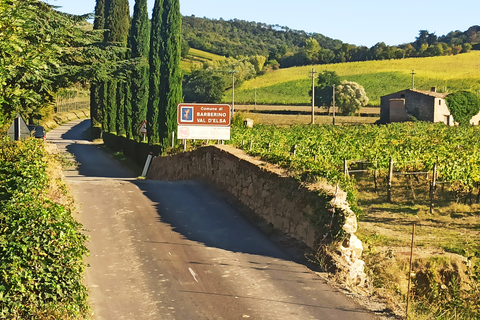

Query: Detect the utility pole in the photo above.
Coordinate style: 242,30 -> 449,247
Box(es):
310,68 -> 317,124
229,70 -> 238,118
332,84 -> 336,125
254,77 -> 257,110
411,69 -> 416,89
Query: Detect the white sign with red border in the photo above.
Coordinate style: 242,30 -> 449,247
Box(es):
139,120 -> 147,134
177,103 -> 231,140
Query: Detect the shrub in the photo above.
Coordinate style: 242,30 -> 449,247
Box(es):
0,139 -> 89,318
335,80 -> 369,115
445,90 -> 480,126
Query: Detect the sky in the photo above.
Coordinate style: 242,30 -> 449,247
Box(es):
42,0 -> 479,48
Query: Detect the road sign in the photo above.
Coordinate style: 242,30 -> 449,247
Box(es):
7,114 -> 30,141
139,120 -> 147,134
177,125 -> 230,140
178,103 -> 230,126
177,104 -> 231,140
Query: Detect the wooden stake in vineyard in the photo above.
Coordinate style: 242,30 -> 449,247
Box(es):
387,158 -> 394,203
429,163 -> 438,214
332,84 -> 336,126
406,223 -> 416,319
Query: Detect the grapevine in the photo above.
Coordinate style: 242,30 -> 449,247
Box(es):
231,122 -> 480,211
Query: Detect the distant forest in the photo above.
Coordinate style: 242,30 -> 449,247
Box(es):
182,15 -> 480,69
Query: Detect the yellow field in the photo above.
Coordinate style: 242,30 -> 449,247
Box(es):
241,51 -> 480,90
181,48 -> 226,73
188,48 -> 225,61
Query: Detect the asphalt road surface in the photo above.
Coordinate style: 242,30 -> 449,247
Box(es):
47,119 -> 376,320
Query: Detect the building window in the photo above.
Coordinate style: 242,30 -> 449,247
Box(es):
439,100 -> 442,105
401,94 -> 405,98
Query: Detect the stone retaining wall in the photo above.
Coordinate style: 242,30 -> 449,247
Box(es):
147,145 -> 366,286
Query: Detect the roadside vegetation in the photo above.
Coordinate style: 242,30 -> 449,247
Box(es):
0,138 -> 89,319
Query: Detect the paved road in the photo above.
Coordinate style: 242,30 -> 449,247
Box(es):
47,119 -> 376,320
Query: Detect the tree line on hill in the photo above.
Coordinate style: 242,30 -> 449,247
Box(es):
182,16 -> 480,68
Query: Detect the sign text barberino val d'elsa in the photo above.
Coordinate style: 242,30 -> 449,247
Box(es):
177,103 -> 231,140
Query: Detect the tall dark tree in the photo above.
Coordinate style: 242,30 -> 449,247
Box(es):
158,0 -> 183,147
148,0 -> 183,146
104,0 -> 130,44
103,0 -> 129,134
147,0 -> 164,144
90,0 -> 106,128
127,0 -> 150,141
313,70 -> 341,111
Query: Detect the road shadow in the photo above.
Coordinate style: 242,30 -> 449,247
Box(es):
61,119 -> 315,265
134,179 -> 303,262
61,119 -> 136,179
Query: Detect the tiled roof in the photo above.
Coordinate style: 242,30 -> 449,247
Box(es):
410,89 -> 448,99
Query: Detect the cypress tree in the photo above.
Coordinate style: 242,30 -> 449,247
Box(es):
103,0 -> 129,134
90,0 -> 106,128
104,0 -> 129,44
127,0 -> 150,141
158,0 -> 183,147
147,0 -> 163,144
103,81 -> 117,133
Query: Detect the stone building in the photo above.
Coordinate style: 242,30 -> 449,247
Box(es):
379,87 -> 480,125
379,88 -> 456,125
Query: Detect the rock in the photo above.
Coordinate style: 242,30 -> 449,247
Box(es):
244,118 -> 254,128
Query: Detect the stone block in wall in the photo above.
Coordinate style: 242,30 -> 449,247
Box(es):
337,234 -> 366,286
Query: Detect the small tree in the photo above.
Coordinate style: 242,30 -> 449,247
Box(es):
445,91 -> 480,126
313,70 -> 341,111
183,68 -> 227,103
335,80 -> 369,115
248,55 -> 267,74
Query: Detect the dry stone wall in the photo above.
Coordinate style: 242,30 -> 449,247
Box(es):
147,145 -> 366,286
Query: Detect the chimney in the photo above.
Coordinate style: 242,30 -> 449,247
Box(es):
431,87 -> 437,92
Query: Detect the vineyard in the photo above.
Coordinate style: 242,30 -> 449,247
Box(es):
230,121 -> 480,213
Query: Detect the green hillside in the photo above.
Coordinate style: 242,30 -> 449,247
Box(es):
181,48 -> 226,74
230,51 -> 480,106
182,15 -> 342,59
